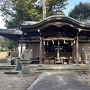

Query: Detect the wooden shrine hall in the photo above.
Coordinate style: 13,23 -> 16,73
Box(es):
0,13 -> 90,64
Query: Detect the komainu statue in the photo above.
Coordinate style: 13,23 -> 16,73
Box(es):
20,49 -> 31,61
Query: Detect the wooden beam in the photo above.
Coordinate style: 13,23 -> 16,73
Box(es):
42,37 -> 75,41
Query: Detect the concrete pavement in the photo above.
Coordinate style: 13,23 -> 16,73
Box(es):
27,71 -> 90,90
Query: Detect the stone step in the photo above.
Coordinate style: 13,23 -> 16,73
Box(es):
0,65 -> 15,70
4,71 -> 19,74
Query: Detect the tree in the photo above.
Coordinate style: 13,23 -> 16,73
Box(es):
0,0 -> 68,28
0,0 -> 42,28
0,36 -> 6,51
39,0 -> 68,16
69,2 -> 90,24
4,38 -> 18,51
0,36 -> 17,51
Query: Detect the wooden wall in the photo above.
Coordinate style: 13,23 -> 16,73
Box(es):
28,43 -> 45,58
27,42 -> 90,63
72,42 -> 90,63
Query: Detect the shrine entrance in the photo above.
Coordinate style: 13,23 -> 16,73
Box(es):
39,24 -> 78,64
43,40 -> 73,64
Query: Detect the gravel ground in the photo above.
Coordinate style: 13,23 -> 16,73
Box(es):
79,71 -> 90,87
0,70 -> 41,90
0,66 -> 90,90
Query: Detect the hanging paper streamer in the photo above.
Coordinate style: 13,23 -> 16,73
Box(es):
43,41 -> 45,45
64,40 -> 66,44
47,41 -> 49,45
73,40 -> 75,44
52,40 -> 54,44
71,41 -> 73,46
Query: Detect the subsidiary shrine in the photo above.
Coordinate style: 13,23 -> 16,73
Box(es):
0,13 -> 90,64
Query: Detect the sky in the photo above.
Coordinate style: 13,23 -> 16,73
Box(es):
64,0 -> 89,15
0,0 -> 89,29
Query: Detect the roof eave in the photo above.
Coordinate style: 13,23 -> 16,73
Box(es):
21,15 -> 90,31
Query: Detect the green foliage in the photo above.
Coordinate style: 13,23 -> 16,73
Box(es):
0,0 -> 42,28
0,36 -> 6,51
46,0 -> 68,11
0,0 -> 68,28
11,50 -> 18,57
0,36 -> 17,51
69,2 -> 90,24
5,39 -> 18,50
0,46 -> 6,51
28,9 -> 42,21
39,0 -> 68,16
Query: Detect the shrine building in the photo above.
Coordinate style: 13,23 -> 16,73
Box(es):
0,13 -> 90,64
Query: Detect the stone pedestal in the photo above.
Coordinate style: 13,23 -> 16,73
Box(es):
15,58 -> 22,71
20,59 -> 31,76
89,63 -> 90,73
87,62 -> 90,73
86,54 -> 90,74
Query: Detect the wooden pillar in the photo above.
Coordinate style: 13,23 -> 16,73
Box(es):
72,40 -> 75,63
43,0 -> 46,19
39,37 -> 43,64
71,41 -> 74,63
21,32 -> 24,53
57,40 -> 60,61
81,43 -> 82,60
76,36 -> 79,64
26,36 -> 28,49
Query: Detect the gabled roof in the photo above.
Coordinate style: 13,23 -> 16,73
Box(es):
0,14 -> 90,41
21,15 -> 90,32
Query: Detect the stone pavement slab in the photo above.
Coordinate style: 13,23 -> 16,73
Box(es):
27,71 -> 90,90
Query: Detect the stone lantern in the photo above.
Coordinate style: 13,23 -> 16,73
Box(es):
20,49 -> 31,75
